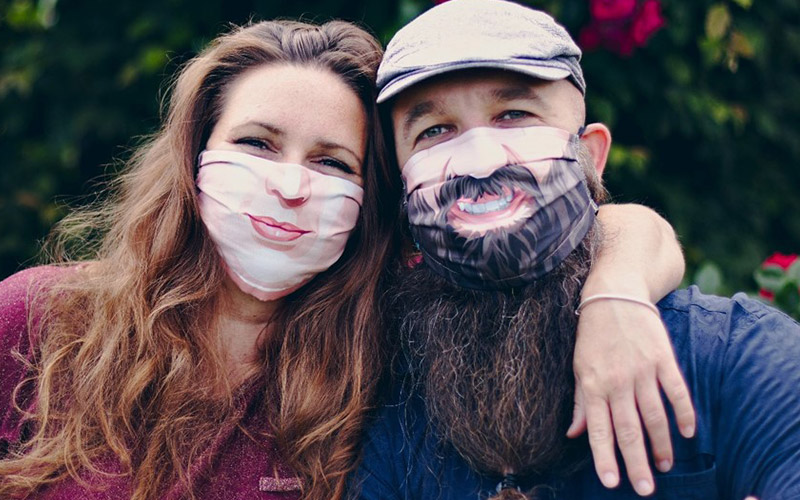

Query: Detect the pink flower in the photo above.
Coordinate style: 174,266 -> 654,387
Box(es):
580,0 -> 666,56
764,253 -> 799,270
578,24 -> 603,51
579,20 -> 636,57
631,0 -> 666,45
759,253 -> 799,300
590,0 -> 637,21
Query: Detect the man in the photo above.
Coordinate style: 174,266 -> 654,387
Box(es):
352,0 -> 800,498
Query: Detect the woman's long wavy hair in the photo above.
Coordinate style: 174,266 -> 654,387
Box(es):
0,19 -> 402,500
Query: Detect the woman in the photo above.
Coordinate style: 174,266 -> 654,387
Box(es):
0,17 -> 684,500
0,19 -> 400,500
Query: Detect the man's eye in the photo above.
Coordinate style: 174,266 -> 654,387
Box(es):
497,110 -> 531,121
417,125 -> 451,142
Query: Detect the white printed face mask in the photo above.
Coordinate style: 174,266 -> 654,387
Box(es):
401,125 -> 597,290
196,149 -> 363,301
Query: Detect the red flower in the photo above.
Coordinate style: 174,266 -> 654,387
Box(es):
579,20 -> 636,57
764,252 -> 799,270
580,0 -> 666,56
590,0 -> 637,21
631,0 -> 666,45
578,23 -> 603,51
759,253 -> 799,300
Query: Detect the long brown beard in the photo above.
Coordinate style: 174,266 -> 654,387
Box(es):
388,228 -> 600,483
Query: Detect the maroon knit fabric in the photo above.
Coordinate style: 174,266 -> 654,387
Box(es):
0,266 -> 301,499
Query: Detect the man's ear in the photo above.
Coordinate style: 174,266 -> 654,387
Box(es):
579,123 -> 612,178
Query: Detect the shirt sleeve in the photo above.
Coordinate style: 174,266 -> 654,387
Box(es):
715,300 -> 800,500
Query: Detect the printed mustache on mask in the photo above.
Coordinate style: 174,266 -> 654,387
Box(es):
436,164 -> 543,224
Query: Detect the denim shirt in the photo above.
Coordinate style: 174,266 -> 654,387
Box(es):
352,287 -> 800,500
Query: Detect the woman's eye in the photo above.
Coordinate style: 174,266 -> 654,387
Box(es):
317,157 -> 355,175
234,137 -> 273,151
417,125 -> 451,142
497,110 -> 531,121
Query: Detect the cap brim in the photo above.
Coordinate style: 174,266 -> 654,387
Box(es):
376,61 -> 571,104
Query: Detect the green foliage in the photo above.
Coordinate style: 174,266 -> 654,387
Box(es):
523,0 -> 800,292
693,261 -> 726,295
0,0 -> 398,277
754,262 -> 800,319
1,0 -> 799,296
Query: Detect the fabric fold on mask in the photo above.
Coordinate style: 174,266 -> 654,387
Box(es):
401,125 -> 596,290
197,149 -> 363,301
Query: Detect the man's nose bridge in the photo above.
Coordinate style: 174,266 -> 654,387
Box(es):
450,132 -> 508,179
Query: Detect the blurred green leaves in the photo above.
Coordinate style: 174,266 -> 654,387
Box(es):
0,0 -> 399,277
1,0 -> 798,296
693,261 -> 726,295
754,259 -> 800,319
705,4 -> 731,41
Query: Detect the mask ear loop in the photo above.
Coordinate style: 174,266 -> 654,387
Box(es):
574,126 -> 598,215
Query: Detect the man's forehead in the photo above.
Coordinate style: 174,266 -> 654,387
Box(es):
391,71 -> 553,129
395,70 -> 545,107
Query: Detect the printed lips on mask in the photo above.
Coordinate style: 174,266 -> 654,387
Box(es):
402,126 -> 597,290
196,149 -> 363,301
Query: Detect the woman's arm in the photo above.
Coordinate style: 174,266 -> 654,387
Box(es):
568,203 -> 695,497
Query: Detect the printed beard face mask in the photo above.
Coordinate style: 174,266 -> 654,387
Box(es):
402,125 -> 597,290
196,149 -> 363,301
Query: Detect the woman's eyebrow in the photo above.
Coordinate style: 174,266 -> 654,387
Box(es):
230,121 -> 284,136
317,140 -> 363,167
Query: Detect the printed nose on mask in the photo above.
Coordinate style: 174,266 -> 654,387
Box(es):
445,133 -> 515,179
266,166 -> 311,207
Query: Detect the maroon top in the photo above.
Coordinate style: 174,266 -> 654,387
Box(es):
0,266 -> 301,499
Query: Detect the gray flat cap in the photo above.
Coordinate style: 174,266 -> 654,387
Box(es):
377,0 -> 585,103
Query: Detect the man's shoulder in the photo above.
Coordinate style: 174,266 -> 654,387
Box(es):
658,285 -> 799,342
655,285 -> 800,414
659,285 -> 786,318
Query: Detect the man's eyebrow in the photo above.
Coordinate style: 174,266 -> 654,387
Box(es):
490,85 -> 541,103
402,100 -> 443,140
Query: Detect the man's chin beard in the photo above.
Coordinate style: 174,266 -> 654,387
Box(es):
389,228 -> 601,482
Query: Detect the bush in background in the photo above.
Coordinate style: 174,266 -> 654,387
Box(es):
2,0 -> 798,295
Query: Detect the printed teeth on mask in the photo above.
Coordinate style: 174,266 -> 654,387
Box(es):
457,193 -> 513,214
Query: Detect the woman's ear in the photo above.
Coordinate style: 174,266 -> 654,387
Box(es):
579,123 -> 612,178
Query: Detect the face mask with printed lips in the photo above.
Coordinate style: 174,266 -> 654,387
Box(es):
196,149 -> 363,301
402,125 -> 597,290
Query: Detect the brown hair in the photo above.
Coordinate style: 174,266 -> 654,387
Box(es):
0,19 -> 402,500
